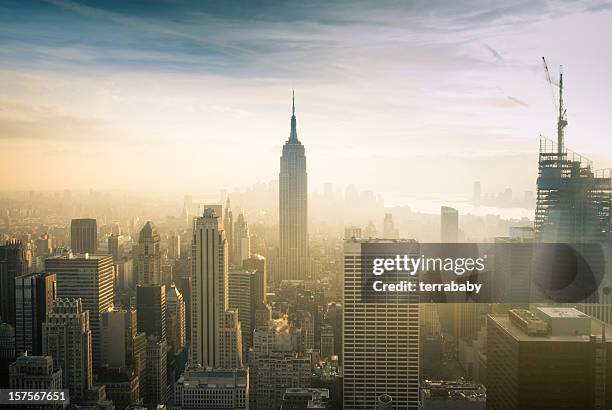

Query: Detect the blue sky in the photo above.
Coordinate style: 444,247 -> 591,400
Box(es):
1,0 -> 612,201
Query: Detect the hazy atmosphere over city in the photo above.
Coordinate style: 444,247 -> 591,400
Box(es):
2,0 -> 612,200
3,2 -> 612,410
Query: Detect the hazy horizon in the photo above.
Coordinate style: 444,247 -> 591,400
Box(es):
2,0 -> 612,199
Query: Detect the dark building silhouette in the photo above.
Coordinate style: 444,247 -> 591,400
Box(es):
136,284 -> 167,341
70,218 -> 98,254
15,272 -> 56,355
0,241 -> 28,327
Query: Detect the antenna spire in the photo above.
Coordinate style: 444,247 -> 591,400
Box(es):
292,89 -> 295,117
288,89 -> 300,143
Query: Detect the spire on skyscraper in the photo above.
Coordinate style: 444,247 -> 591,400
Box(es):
288,89 -> 300,144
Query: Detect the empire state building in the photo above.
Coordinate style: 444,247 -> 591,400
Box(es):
279,91 -> 309,281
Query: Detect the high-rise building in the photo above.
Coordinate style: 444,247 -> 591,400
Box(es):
174,366 -> 249,409
70,218 -> 97,254
279,91 -> 309,281
220,309 -> 243,369
234,213 -> 251,266
43,298 -> 92,400
45,254 -> 114,369
100,306 -> 146,378
14,272 -> 56,355
137,221 -> 162,285
108,234 -> 125,263
343,239 -> 420,409
440,206 -> 459,243
229,268 -> 255,354
0,240 -> 28,327
136,284 -> 167,341
487,307 -> 612,409
191,208 -> 228,367
9,355 -> 63,390
225,198 -> 234,266
534,73 -> 612,243
166,284 -> 186,354
169,232 -> 181,260
383,214 -> 399,239
145,336 -> 168,407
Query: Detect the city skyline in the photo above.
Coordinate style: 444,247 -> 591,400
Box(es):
2,1 -> 612,199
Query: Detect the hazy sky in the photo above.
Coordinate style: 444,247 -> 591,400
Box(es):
1,0 -> 612,203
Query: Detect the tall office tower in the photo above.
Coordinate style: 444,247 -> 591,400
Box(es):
169,232 -> 181,260
323,302 -> 343,363
35,234 -> 53,259
191,208 -> 228,367
320,324 -> 334,359
224,198 -> 234,266
220,309 -> 243,369
243,254 -> 267,302
174,366 -> 249,409
45,254 -> 113,370
70,218 -> 97,254
136,221 -> 161,285
136,284 -> 167,341
145,336 -> 168,407
343,239 -> 420,409
0,240 -> 27,327
229,268 -> 254,354
233,213 -> 251,266
9,355 -> 63,390
43,298 -> 92,400
487,308 -> 612,409
108,234 -> 125,263
166,284 -> 186,354
14,272 -> 56,355
279,91 -> 309,281
383,214 -> 399,239
100,306 -> 146,378
440,206 -> 459,243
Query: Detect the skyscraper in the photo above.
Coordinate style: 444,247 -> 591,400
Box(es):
224,198 -> 234,266
14,272 -> 56,355
70,218 -> 97,254
136,221 -> 162,285
440,206 -> 459,243
166,284 -> 186,354
343,239 -> 420,409
191,208 -> 228,367
0,240 -> 28,327
43,298 -> 92,401
45,254 -> 114,370
279,91 -> 309,281
136,284 -> 167,341
233,213 -> 251,266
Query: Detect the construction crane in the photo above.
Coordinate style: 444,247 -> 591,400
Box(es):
541,57 -> 567,155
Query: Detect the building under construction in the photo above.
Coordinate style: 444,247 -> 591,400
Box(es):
535,61 -> 612,243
